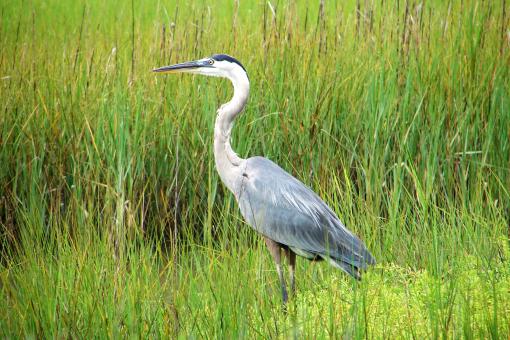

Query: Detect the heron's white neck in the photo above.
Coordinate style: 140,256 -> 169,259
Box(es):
214,70 -> 249,193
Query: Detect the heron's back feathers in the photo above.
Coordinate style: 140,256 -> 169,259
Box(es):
236,156 -> 375,278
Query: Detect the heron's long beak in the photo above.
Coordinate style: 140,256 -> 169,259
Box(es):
153,59 -> 211,74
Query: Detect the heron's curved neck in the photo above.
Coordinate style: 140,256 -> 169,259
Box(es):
214,71 -> 249,191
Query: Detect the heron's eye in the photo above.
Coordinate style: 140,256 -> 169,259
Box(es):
208,59 -> 214,65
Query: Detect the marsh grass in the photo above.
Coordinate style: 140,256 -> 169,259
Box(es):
1,0 -> 509,337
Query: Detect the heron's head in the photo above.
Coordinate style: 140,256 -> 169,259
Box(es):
153,54 -> 248,81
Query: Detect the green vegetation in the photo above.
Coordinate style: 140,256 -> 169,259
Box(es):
1,0 -> 509,337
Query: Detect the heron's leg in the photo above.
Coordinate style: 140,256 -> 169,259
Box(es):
264,237 -> 288,304
285,249 -> 296,295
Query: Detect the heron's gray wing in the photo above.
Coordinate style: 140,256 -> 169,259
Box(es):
237,157 -> 375,273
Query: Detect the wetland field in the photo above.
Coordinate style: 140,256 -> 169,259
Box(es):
1,0 -> 509,337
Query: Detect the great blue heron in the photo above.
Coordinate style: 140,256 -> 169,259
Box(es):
154,54 -> 375,303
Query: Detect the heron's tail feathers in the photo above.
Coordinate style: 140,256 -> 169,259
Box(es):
323,251 -> 375,280
323,256 -> 362,280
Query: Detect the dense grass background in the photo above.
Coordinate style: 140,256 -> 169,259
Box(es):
1,0 -> 509,337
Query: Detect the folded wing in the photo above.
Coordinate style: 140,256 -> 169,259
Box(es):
237,156 -> 375,278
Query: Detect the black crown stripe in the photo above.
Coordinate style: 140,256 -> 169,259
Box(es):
211,54 -> 247,74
